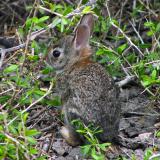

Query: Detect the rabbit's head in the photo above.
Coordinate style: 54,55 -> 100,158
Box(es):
46,14 -> 94,72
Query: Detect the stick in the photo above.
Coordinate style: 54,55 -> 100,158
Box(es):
116,75 -> 136,87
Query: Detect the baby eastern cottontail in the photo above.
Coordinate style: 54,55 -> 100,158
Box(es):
46,14 -> 121,146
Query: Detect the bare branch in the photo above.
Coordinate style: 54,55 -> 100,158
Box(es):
116,75 -> 136,87
105,2 -> 144,57
0,44 -> 25,69
7,80 -> 54,126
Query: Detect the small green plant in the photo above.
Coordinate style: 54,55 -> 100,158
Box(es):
155,130 -> 160,138
72,119 -> 111,160
144,149 -> 154,160
0,112 -> 45,159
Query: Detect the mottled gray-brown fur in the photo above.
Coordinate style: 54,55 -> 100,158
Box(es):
46,14 -> 121,143
57,61 -> 121,142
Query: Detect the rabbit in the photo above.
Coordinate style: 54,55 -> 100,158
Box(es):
46,13 -> 121,146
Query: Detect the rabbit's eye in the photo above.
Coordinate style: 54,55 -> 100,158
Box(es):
52,50 -> 61,58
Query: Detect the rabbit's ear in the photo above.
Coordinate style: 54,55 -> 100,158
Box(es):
73,14 -> 94,51
79,13 -> 94,33
73,25 -> 90,50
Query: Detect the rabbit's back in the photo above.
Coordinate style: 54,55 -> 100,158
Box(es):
60,61 -> 121,141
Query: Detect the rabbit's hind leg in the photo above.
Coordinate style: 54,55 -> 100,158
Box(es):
60,125 -> 82,146
60,107 -> 82,146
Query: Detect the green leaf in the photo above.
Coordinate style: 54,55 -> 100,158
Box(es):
25,129 -> 40,136
96,49 -> 104,56
8,125 -> 18,135
28,55 -> 39,61
26,18 -> 32,28
18,123 -> 22,133
144,149 -> 153,160
117,44 -> 128,54
156,131 -> 160,138
98,143 -> 111,151
96,48 -> 113,56
151,70 -> 157,80
81,145 -> 91,155
48,96 -> 61,106
52,17 -> 61,27
49,3 -> 55,12
142,79 -> 151,87
37,16 -> 49,23
76,130 -> 86,134
18,27 -> 24,38
60,17 -> 68,32
139,43 -> 151,49
91,148 -> 105,160
111,19 -> 119,26
0,126 -> 3,131
33,89 -> 46,96
63,6 -> 73,15
3,65 -> 19,74
36,155 -> 48,160
32,17 -> 39,23
29,147 -> 38,154
0,95 -> 11,103
33,25 -> 43,30
155,79 -> 160,84
144,21 -> 155,28
26,136 -> 37,145
22,113 -> 29,123
41,67 -> 55,74
82,6 -> 91,13
147,31 -> 154,36
92,154 -> 105,160
156,23 -> 160,32
61,17 -> 68,25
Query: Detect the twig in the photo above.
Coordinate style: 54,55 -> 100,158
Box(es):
105,2 -> 144,57
149,154 -> 160,160
138,0 -> 158,18
0,44 -> 25,69
1,1 -> 24,22
23,0 -> 39,71
115,0 -> 128,47
29,113 -> 46,129
2,132 -> 29,156
0,49 -> 6,68
40,123 -> 57,132
129,19 -> 150,55
64,0 -> 73,5
7,81 -> 54,126
0,87 -> 15,95
111,22 -> 144,57
27,108 -> 47,124
116,75 -> 136,87
38,6 -> 63,17
126,60 -> 160,69
0,44 -> 25,53
46,132 -> 55,153
30,0 -> 97,40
